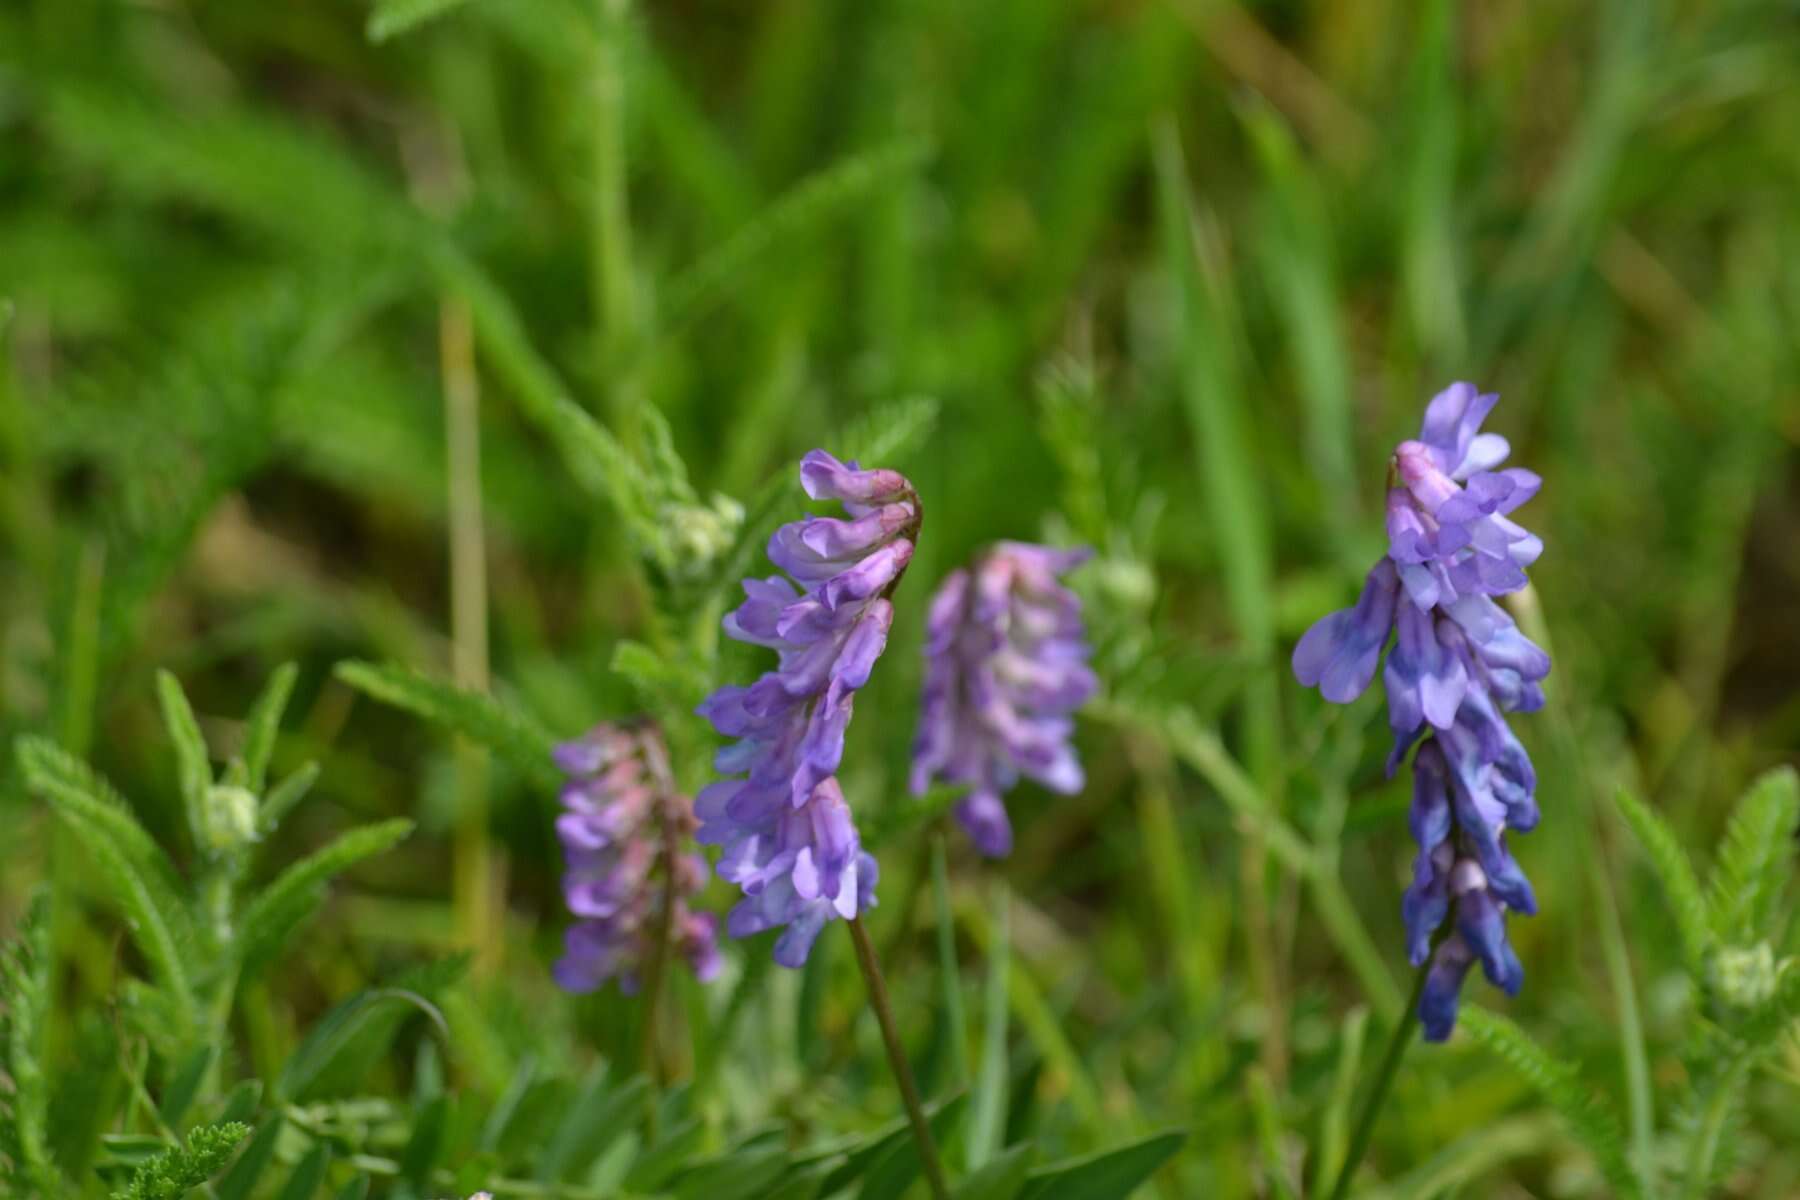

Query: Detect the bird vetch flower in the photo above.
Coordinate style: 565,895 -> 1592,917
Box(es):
910,542 -> 1097,856
1293,383 -> 1549,1041
695,449 -> 920,967
552,720 -> 720,994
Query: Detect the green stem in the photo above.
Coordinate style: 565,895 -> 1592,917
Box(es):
847,916 -> 951,1200
1327,964 -> 1428,1200
635,727 -> 681,1086
442,293 -> 498,980
1682,1051 -> 1752,1200
592,0 -> 640,435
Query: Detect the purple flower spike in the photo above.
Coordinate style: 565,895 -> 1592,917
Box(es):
910,542 -> 1096,857
553,721 -> 720,995
1294,383 -> 1548,1040
696,449 -> 921,966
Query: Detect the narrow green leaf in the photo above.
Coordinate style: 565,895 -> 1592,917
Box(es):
241,663 -> 298,795
275,1143 -> 331,1200
1612,787 -> 1710,975
478,1055 -> 539,1154
535,1071 -> 649,1184
672,1149 -> 790,1200
659,140 -> 933,336
367,0 -> 482,42
259,761 -> 321,834
426,244 -> 649,531
236,819 -> 414,979
213,1116 -> 284,1200
857,1095 -> 967,1200
932,838 -> 972,1092
334,1176 -> 371,1200
155,670 -> 214,846
334,660 -> 560,790
156,1044 -> 215,1129
276,988 -> 448,1102
967,886 -> 1010,1170
1313,1007 -> 1367,1196
1458,1008 -> 1643,1199
954,1142 -> 1034,1200
1706,766 -> 1800,943
1016,1131 -> 1186,1200
398,1095 -> 451,1192
216,1080 -> 262,1125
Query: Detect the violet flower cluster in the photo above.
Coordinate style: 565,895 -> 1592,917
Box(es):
910,542 -> 1097,857
552,721 -> 720,994
1292,383 -> 1550,1040
695,450 -> 920,967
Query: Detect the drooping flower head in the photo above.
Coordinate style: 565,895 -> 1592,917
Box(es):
552,720 -> 720,993
695,450 -> 920,967
910,542 -> 1097,856
1292,383 -> 1549,1040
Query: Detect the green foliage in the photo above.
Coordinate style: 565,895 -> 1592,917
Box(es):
1705,766 -> 1800,946
334,661 -> 560,790
367,0 -> 484,43
17,735 -> 201,1019
110,1123 -> 249,1200
1,893 -> 57,1195
236,818 -> 416,979
1612,786 -> 1711,976
1457,1010 -> 1643,1200
4,0 -> 1800,1194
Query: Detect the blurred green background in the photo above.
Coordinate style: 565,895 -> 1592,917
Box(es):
3,0 -> 1799,1195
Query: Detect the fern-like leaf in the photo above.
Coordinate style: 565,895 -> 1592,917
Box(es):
1706,766 -> 1800,944
237,819 -> 415,979
110,1122 -> 249,1200
334,660 -> 561,790
1612,787 -> 1711,976
1458,1008 -> 1644,1200
14,736 -> 200,1017
240,663 -> 299,795
156,670 -> 214,849
1,892 -> 59,1194
657,139 -> 933,337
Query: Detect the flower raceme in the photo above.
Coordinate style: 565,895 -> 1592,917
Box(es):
910,542 -> 1097,857
695,450 -> 920,967
552,721 -> 720,994
1292,383 -> 1550,1041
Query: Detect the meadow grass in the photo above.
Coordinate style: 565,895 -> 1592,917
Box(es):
2,0 -> 1799,1196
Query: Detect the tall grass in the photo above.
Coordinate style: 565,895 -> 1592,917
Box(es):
2,0 -> 1798,1195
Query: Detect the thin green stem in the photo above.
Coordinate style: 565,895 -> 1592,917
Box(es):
847,915 -> 951,1200
442,292 -> 498,980
1327,964 -> 1429,1200
635,727 -> 681,1086
592,0 -> 640,435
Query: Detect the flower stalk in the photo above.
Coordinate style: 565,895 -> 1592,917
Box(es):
848,915 -> 951,1200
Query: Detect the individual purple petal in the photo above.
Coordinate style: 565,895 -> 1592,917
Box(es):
1420,935 -> 1478,1042
798,449 -> 914,506
1293,559 -> 1400,703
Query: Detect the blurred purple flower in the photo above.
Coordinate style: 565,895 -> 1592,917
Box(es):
910,542 -> 1097,856
695,450 -> 920,966
1292,383 -> 1548,1040
552,721 -> 720,994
